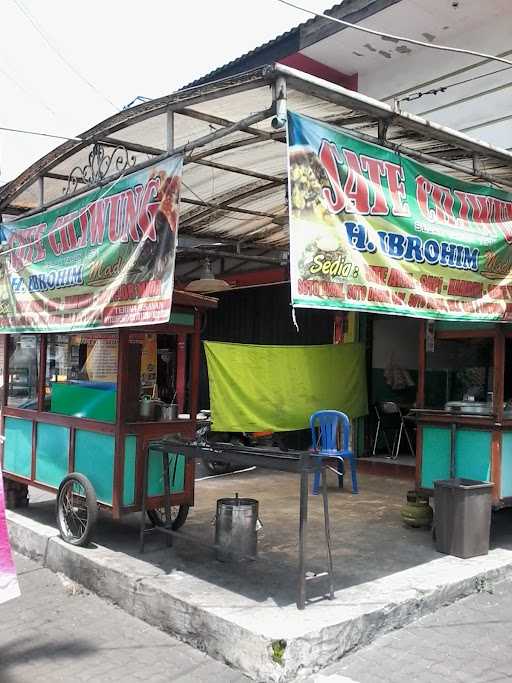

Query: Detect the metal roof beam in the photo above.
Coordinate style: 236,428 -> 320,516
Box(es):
178,107 -> 273,141
0,67 -> 271,211
177,246 -> 284,264
180,179 -> 282,226
192,158 -> 286,184
273,64 -> 512,168
181,194 -> 282,220
4,108 -> 274,219
98,137 -> 286,184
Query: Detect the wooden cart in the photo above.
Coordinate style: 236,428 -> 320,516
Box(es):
414,321 -> 512,508
0,290 -> 216,545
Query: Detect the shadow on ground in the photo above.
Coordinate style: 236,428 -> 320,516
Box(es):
15,468 -> 512,609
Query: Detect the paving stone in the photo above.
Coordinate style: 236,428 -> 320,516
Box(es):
0,554 -> 247,683
310,576 -> 512,683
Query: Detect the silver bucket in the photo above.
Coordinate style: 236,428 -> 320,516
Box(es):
214,497 -> 259,562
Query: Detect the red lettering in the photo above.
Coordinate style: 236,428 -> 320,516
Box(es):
137,177 -> 160,240
342,149 -> 370,214
318,140 -> 346,214
382,161 -> 410,217
89,199 -> 107,245
416,175 -> 433,222
107,194 -> 125,242
432,183 -> 456,226
360,156 -> 388,214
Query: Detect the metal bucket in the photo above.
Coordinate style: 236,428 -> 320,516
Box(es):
214,497 -> 259,562
161,403 -> 178,421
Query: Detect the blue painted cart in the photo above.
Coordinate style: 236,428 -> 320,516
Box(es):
0,290 -> 216,544
414,321 -> 512,508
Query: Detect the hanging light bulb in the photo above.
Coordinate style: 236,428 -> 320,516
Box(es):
185,258 -> 230,293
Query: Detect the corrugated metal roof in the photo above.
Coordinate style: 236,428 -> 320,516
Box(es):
2,63 -> 512,278
181,0 -> 363,88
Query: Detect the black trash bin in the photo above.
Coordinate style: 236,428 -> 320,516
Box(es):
434,478 -> 493,559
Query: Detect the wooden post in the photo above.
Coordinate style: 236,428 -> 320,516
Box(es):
176,334 -> 187,413
113,329 -> 129,518
188,310 -> 202,419
491,430 -> 502,503
493,327 -> 505,422
417,320 -> 426,408
37,334 -> 47,412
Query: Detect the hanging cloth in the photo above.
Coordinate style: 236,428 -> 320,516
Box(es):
204,341 -> 368,432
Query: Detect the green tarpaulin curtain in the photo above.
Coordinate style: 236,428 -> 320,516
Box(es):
204,341 -> 368,432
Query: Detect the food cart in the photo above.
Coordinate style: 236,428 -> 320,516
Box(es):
0,290 -> 216,546
414,321 -> 512,507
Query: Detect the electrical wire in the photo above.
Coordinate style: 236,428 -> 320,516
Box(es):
397,65 -> 512,104
0,63 -> 57,117
0,125 -> 81,142
276,0 -> 512,67
11,0 -> 119,111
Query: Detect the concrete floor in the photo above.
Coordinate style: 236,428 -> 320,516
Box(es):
19,467 -> 512,605
22,468 -> 439,605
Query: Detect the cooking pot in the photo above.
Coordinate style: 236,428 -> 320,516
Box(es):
444,401 -> 491,415
139,396 -> 163,421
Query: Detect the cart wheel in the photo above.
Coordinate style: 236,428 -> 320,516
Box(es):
56,473 -> 98,546
147,504 -> 189,530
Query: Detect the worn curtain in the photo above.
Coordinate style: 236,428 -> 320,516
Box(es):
0,470 -> 20,605
204,341 -> 368,432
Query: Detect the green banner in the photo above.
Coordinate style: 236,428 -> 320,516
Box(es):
0,155 -> 183,332
288,111 -> 512,321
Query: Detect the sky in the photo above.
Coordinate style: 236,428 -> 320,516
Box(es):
0,0 -> 333,184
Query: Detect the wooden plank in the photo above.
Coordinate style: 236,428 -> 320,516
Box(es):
112,328 -> 127,519
2,407 -> 116,433
436,329 -> 496,339
413,412 -> 496,428
125,420 -> 196,438
494,327 -> 505,422
491,430 -> 502,503
189,311 -> 202,420
37,335 -> 47,412
69,426 -> 76,473
31,419 -> 37,481
176,334 -> 187,414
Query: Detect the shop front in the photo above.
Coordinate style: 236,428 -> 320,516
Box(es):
2,65 -> 512,620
